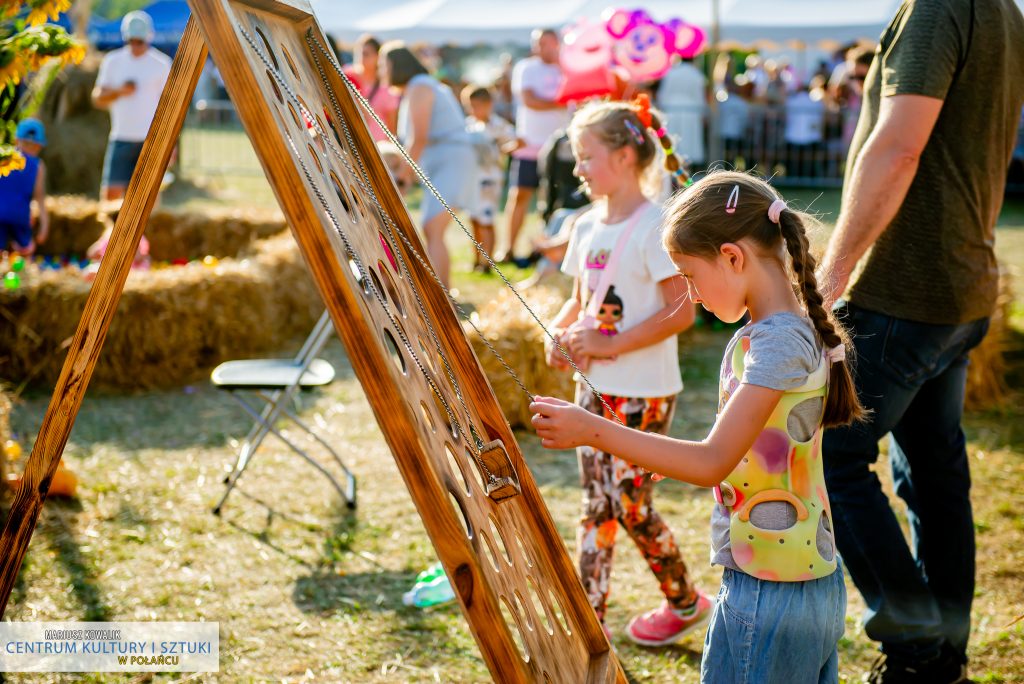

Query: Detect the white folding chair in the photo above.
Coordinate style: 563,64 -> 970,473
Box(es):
210,311 -> 356,514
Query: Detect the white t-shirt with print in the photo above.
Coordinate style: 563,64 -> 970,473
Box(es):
96,46 -> 172,142
561,201 -> 683,398
511,56 -> 569,161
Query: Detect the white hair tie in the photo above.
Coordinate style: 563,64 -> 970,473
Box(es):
825,344 -> 846,364
768,199 -> 787,224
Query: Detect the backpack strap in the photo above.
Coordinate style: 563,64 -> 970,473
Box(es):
584,205 -> 646,318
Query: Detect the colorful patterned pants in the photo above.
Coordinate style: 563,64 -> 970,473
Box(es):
575,387 -> 697,622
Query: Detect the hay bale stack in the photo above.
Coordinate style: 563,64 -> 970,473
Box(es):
0,234 -> 320,390
465,288 -> 575,430
966,268 -> 1015,411
39,196 -> 287,261
36,53 -> 110,196
39,195 -> 107,257
145,206 -> 287,261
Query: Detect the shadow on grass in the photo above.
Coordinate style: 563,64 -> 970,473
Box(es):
218,487 -> 359,567
292,568 -> 423,617
10,341 -> 359,452
42,501 -> 111,621
2,498 -> 112,621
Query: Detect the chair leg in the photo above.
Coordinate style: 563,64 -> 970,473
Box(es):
215,392 -> 356,513
254,421 -> 349,503
214,392 -> 286,515
269,399 -> 357,509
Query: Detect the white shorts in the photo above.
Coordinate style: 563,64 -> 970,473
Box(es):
471,168 -> 503,224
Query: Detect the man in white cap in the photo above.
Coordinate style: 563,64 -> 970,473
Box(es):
92,10 -> 171,200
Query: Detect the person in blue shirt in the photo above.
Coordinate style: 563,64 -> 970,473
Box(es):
0,119 -> 49,256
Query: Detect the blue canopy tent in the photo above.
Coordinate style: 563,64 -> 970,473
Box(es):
87,0 -> 191,56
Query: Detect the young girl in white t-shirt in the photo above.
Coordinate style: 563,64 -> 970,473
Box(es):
543,98 -> 713,645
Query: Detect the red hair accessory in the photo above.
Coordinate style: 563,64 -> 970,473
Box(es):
632,93 -> 653,128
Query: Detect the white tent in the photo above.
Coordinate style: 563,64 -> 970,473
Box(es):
314,0 -> 909,46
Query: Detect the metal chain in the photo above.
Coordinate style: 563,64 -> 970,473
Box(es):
304,35 -> 532,409
304,31 -> 625,426
302,37 -> 520,434
237,27 -> 500,484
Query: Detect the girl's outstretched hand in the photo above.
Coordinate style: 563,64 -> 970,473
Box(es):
529,396 -> 595,450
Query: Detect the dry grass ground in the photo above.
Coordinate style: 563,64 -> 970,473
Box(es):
1,188 -> 1022,683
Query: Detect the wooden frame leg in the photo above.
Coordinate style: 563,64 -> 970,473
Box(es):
0,17 -> 208,617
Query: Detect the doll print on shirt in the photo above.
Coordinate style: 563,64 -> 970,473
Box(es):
596,286 -> 624,337
585,238 -> 625,364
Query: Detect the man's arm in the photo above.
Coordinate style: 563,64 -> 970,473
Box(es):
92,84 -> 134,109
520,88 -> 563,112
817,94 -> 943,306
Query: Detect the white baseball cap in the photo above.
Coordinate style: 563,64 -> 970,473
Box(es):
121,10 -> 154,43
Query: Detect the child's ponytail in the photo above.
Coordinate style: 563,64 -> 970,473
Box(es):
632,93 -> 690,186
776,209 -> 866,427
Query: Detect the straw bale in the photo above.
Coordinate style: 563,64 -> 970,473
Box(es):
966,268 -> 1015,411
144,206 -> 287,261
465,288 -> 575,430
0,234 -> 320,391
38,195 -> 107,257
39,196 -> 287,261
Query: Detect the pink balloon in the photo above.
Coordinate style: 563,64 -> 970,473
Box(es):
602,7 -> 707,82
665,18 -> 708,59
556,18 -> 617,104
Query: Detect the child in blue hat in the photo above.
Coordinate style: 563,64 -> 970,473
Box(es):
0,118 -> 49,256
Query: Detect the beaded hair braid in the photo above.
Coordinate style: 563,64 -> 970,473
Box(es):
632,93 -> 690,185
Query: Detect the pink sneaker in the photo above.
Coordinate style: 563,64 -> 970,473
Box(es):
626,592 -> 713,647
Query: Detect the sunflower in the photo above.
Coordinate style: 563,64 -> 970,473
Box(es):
26,0 -> 71,26
0,1 -> 20,20
0,149 -> 27,178
0,51 -> 28,86
59,40 -> 84,66
5,25 -> 84,78
25,7 -> 47,25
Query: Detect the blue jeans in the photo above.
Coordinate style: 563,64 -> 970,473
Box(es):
701,565 -> 846,683
823,302 -> 990,662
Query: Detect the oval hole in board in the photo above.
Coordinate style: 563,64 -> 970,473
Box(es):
253,24 -> 279,70
382,328 -> 405,374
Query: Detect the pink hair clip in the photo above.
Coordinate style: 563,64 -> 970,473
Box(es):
725,185 -> 739,214
654,126 -> 667,138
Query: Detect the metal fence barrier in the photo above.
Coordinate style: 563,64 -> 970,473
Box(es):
178,99 -> 1024,193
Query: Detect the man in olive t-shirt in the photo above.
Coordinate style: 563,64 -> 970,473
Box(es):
818,0 -> 1024,682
